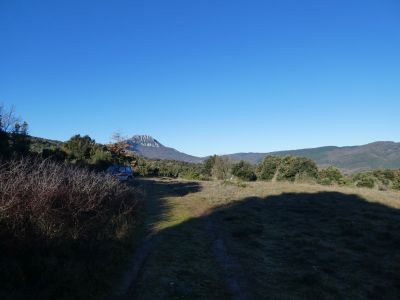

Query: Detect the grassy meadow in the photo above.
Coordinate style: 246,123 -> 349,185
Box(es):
122,178 -> 400,300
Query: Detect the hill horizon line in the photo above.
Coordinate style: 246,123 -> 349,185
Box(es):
30,134 -> 400,172
121,135 -> 400,172
125,134 -> 399,158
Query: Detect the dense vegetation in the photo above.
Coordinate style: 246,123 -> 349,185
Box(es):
29,131 -> 400,191
256,155 -> 318,182
231,160 -> 257,181
198,154 -> 400,191
0,158 -> 139,299
134,157 -> 207,180
0,105 -> 30,158
352,169 -> 400,190
0,106 -> 140,299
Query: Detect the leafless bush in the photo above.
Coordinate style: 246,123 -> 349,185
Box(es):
0,104 -> 20,133
0,157 -> 138,242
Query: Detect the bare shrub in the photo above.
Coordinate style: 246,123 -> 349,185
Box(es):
0,157 -> 138,242
211,156 -> 231,180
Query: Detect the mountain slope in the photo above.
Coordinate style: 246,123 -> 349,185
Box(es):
126,136 -> 400,172
225,142 -> 400,172
125,135 -> 203,163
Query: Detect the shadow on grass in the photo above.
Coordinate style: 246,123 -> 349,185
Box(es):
110,178 -> 204,299
210,192 -> 400,299
0,178 -> 203,300
134,178 -> 203,229
131,188 -> 400,300
5,178 -> 400,300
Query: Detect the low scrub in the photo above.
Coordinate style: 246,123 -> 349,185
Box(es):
232,160 -> 256,181
276,156 -> 318,182
256,155 -> 281,181
318,166 -> 348,186
134,157 -> 209,180
0,158 -> 139,299
257,155 -> 318,183
352,169 -> 400,190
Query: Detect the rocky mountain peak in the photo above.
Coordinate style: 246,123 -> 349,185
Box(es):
124,134 -> 203,163
127,135 -> 162,148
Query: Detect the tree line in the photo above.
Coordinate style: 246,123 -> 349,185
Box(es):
2,104 -> 399,191
0,105 -> 30,157
205,155 -> 400,190
27,137 -> 400,191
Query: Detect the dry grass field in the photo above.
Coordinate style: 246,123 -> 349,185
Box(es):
119,178 -> 400,299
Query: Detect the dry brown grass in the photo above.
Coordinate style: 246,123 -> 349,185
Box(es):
0,157 -> 138,240
194,180 -> 400,209
0,158 -> 140,299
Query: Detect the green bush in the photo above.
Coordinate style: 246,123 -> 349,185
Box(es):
256,155 -> 319,182
256,155 -> 282,181
276,156 -> 319,182
371,169 -> 395,185
232,160 -> 256,181
63,134 -> 95,162
89,146 -> 113,169
61,135 -> 119,170
133,157 -> 207,180
180,170 -> 210,180
203,155 -> 217,177
350,169 -> 400,190
318,166 -> 346,185
393,175 -> 400,190
353,173 -> 375,188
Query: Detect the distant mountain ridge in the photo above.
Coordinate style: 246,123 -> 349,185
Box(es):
30,134 -> 400,172
225,141 -> 400,172
126,135 -> 400,172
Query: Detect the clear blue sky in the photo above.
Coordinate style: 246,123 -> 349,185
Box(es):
1,0 -> 399,156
